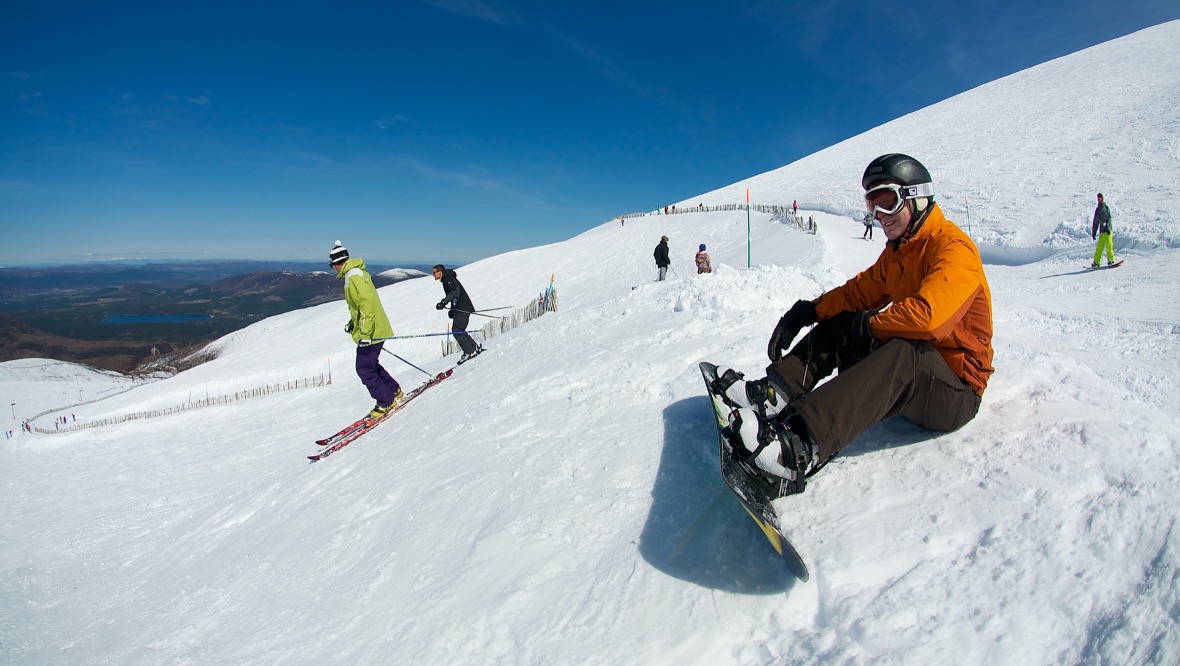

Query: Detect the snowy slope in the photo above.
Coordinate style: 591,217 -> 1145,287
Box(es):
3,20 -> 1180,666
691,20 -> 1180,257
377,267 -> 429,281
0,359 -> 142,432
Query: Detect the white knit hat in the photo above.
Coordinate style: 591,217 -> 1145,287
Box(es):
329,240 -> 349,265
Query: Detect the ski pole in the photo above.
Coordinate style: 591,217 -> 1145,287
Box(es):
363,331 -> 471,342
449,308 -> 505,319
381,348 -> 432,377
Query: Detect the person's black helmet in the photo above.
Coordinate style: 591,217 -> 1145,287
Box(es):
861,153 -> 934,195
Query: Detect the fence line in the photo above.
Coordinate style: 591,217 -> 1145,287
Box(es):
32,374 -> 331,434
31,205 -> 797,433
614,203 -> 795,221
776,212 -> 818,234
441,280 -> 559,357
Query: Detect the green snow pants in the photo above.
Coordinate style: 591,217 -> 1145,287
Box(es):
1093,232 -> 1115,265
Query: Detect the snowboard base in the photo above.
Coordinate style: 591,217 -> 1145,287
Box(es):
700,362 -> 809,582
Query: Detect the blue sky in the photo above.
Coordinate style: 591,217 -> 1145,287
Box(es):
2,1 -> 1177,267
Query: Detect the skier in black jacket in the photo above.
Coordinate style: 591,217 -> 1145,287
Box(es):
653,235 -> 670,281
433,264 -> 483,363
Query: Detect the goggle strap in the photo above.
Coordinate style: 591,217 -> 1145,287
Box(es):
900,182 -> 935,199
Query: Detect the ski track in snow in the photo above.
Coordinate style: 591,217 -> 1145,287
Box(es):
3,20 -> 1180,666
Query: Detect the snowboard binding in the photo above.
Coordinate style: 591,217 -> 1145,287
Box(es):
724,408 -> 814,497
711,367 -> 787,419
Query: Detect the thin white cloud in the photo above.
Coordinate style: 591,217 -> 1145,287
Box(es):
416,0 -> 507,25
419,0 -> 650,100
398,155 -> 552,210
531,18 -> 647,98
376,114 -> 409,129
0,178 -> 33,195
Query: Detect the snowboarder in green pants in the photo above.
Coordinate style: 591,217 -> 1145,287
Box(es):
1091,193 -> 1117,267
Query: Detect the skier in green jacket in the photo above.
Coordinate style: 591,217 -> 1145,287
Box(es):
329,241 -> 401,418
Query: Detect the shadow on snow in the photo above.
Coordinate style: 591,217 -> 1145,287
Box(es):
638,396 -> 795,594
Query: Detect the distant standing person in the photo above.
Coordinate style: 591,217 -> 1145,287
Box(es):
862,211 -> 874,240
433,264 -> 484,363
330,241 -> 402,419
695,243 -> 712,274
792,200 -> 797,215
1091,193 -> 1117,267
654,235 -> 671,281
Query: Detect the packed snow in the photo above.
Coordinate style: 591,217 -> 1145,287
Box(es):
3,20 -> 1179,666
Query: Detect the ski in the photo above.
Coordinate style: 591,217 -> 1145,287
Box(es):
699,362 -> 810,581
456,346 -> 484,365
315,414 -> 372,447
309,369 -> 454,462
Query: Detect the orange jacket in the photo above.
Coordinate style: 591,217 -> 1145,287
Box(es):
814,203 -> 994,396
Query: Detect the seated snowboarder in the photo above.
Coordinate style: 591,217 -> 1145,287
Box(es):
713,154 -> 994,496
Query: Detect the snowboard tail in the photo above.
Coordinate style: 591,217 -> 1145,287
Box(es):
699,362 -> 809,581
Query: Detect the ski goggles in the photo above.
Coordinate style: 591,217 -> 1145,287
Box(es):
864,182 -> 935,216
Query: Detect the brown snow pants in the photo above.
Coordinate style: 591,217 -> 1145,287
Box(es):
766,319 -> 981,462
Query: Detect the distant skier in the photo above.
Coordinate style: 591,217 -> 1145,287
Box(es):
433,264 -> 483,363
711,154 -> 994,496
862,211 -> 874,240
330,241 -> 402,419
1091,193 -> 1117,267
654,235 -> 670,281
695,243 -> 712,274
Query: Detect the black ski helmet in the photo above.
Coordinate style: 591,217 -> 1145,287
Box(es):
861,153 -> 934,197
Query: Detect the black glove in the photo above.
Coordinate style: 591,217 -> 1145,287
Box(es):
447,310 -> 454,319
344,320 -> 354,334
835,310 -> 878,367
436,301 -> 446,310
768,300 -> 818,362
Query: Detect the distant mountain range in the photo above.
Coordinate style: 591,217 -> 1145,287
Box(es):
0,261 -> 432,373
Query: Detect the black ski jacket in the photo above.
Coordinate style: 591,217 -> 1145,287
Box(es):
437,269 -> 475,313
654,240 -> 670,267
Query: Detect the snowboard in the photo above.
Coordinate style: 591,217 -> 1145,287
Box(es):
1086,259 -> 1124,270
699,362 -> 810,582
